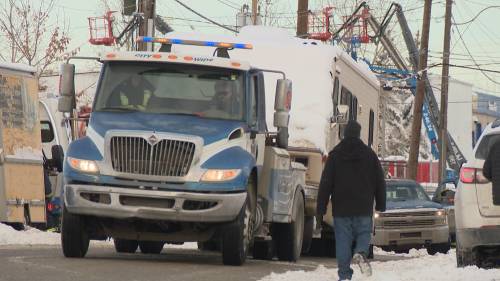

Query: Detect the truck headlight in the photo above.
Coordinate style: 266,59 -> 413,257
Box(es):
436,210 -> 445,217
68,157 -> 99,174
374,212 -> 381,219
201,169 -> 241,182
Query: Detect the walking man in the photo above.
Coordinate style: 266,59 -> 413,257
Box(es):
316,120 -> 386,280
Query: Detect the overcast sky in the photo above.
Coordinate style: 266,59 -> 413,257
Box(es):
30,0 -> 500,94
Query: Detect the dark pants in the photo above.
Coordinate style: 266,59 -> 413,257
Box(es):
334,216 -> 373,280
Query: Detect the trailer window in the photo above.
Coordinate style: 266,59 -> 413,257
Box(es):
368,109 -> 374,147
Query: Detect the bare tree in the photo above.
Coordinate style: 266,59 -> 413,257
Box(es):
0,0 -> 71,76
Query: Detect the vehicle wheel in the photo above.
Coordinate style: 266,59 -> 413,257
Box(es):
427,242 -> 451,255
301,216 -> 314,254
222,193 -> 253,265
272,190 -> 305,262
61,206 -> 89,258
138,241 -> 164,254
197,239 -> 220,251
252,240 -> 274,260
114,239 -> 138,253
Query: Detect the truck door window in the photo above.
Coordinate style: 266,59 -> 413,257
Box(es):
40,121 -> 54,143
351,96 -> 358,120
250,75 -> 258,127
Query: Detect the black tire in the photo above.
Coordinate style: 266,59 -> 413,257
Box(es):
301,216 -> 314,254
273,191 -> 305,262
114,239 -> 138,253
61,207 -> 89,258
138,241 -> 164,254
252,240 -> 274,260
222,197 -> 252,265
427,242 -> 451,255
197,239 -> 220,252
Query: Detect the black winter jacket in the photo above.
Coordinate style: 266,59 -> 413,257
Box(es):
316,137 -> 386,217
482,140 -> 500,205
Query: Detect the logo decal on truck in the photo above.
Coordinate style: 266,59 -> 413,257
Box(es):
148,134 -> 159,145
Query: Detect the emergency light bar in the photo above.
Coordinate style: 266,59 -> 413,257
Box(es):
137,36 -> 253,49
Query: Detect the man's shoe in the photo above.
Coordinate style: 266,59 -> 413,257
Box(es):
352,253 -> 372,276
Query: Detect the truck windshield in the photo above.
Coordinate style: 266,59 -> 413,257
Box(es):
386,182 -> 430,202
93,61 -> 246,121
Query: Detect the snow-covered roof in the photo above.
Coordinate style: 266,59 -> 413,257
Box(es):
0,62 -> 37,74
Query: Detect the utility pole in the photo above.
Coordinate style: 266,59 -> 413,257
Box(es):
407,0 -> 432,180
438,0 -> 453,184
297,0 -> 308,37
252,0 -> 258,25
138,0 -> 156,51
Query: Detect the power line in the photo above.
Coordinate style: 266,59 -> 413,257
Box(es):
452,15 -> 500,85
173,0 -> 238,33
453,5 -> 500,25
215,0 -> 240,10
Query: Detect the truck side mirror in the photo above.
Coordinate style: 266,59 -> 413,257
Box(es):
58,63 -> 76,113
51,144 -> 65,173
273,79 -> 292,128
336,105 -> 349,125
273,79 -> 292,148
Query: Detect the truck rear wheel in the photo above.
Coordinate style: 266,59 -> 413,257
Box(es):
273,191 -> 304,262
138,241 -> 164,254
114,239 -> 138,253
301,216 -> 314,254
61,207 -> 89,258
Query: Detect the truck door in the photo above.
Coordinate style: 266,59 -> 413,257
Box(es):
0,69 -> 45,224
249,72 -> 266,168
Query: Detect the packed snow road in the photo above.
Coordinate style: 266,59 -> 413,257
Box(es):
1,224 -> 499,281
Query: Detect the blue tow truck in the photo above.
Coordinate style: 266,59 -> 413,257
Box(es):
57,38 -> 317,265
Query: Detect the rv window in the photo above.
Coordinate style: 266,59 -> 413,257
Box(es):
40,121 -> 55,143
351,97 -> 358,120
369,109 -> 374,146
332,77 -> 339,116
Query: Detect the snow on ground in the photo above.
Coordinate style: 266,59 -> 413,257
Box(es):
0,223 -> 198,249
0,223 -> 60,245
259,248 -> 500,281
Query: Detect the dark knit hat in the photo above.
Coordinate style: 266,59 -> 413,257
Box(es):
344,120 -> 361,138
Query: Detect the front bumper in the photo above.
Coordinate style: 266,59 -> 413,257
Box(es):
64,184 -> 247,223
373,225 -> 449,247
456,227 -> 500,250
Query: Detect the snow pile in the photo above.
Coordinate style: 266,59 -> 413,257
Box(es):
0,223 -> 60,245
259,249 -> 500,281
5,147 -> 43,162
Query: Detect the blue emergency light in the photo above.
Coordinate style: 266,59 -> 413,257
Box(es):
137,36 -> 253,49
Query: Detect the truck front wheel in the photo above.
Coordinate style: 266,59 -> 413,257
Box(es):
61,207 -> 89,258
273,191 -> 305,262
114,239 -> 138,253
222,192 -> 254,266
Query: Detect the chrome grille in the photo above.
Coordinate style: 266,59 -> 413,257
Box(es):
383,219 -> 435,228
110,136 -> 196,177
382,211 -> 435,218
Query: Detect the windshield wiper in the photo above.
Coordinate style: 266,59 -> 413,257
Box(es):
97,106 -> 139,112
167,112 -> 203,117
